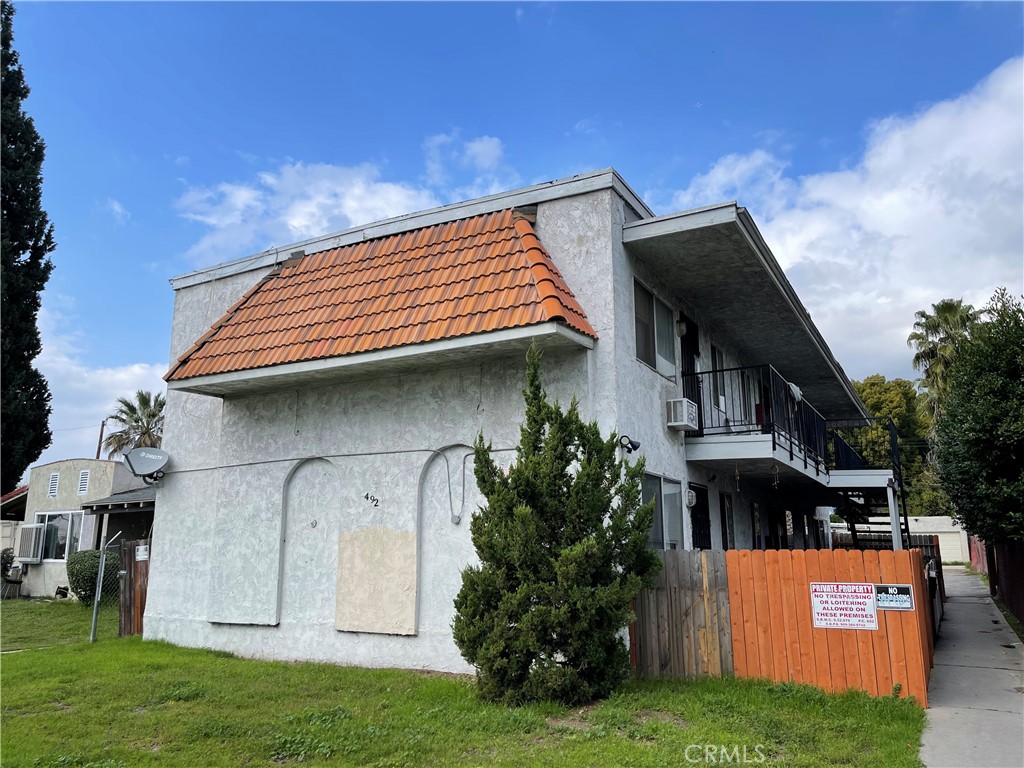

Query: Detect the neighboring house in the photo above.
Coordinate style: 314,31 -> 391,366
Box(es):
15,459 -> 146,597
148,168 -> 898,672
1,485 -> 29,554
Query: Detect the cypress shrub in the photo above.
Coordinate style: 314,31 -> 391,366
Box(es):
453,346 -> 660,705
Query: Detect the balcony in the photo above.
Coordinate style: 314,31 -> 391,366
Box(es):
680,366 -> 902,497
681,364 -> 829,480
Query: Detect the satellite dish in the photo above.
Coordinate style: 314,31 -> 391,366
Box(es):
124,447 -> 170,480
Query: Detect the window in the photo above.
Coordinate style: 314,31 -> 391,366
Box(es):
643,474 -> 684,550
634,281 -> 675,377
643,475 -> 664,549
34,512 -> 82,560
710,345 -> 726,409
47,473 -> 59,498
77,470 -> 90,496
719,492 -> 735,549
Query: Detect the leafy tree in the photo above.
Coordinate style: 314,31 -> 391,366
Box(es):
453,347 -> 659,705
907,298 -> 982,422
851,375 -> 951,516
1,1 -> 55,493
904,466 -> 954,519
103,390 -> 166,457
936,289 -> 1024,543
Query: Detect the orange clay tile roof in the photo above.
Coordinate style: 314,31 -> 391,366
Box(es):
166,209 -> 596,381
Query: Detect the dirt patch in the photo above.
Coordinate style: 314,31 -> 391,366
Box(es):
411,668 -> 474,681
54,701 -> 72,712
635,709 -> 687,729
547,703 -> 599,731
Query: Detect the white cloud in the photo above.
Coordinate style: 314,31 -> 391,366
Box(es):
421,131 -> 520,202
176,163 -> 441,266
463,136 -> 504,171
664,57 -> 1024,382
106,198 -> 131,224
22,298 -> 168,483
177,136 -> 523,266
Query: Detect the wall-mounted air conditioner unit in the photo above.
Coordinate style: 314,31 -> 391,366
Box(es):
14,523 -> 44,564
666,398 -> 699,431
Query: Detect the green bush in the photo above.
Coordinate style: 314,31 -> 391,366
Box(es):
1,547 -> 13,578
453,346 -> 660,705
66,549 -> 120,605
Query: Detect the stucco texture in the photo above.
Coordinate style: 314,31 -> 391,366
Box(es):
148,335 -> 588,671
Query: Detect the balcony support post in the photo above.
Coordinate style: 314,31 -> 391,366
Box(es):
886,481 -> 903,550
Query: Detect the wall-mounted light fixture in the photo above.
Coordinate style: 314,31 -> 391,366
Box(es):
618,435 -> 641,453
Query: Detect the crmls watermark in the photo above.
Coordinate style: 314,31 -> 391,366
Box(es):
684,744 -> 768,764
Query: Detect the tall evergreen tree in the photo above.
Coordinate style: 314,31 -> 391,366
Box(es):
453,347 -> 659,705
1,1 -> 56,493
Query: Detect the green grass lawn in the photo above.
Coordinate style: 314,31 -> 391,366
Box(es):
1,599 -> 119,650
1,635 -> 925,768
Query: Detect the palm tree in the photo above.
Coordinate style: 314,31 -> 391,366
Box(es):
907,298 -> 982,421
103,390 -> 166,458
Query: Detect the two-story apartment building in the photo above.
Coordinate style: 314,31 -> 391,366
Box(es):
147,168 -> 899,672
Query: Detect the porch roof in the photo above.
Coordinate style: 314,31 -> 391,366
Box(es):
623,204 -> 868,421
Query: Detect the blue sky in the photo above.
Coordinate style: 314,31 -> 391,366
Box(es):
9,2 -> 1023,475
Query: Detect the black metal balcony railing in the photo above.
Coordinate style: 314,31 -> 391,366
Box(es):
826,417 -> 903,488
680,364 -> 829,474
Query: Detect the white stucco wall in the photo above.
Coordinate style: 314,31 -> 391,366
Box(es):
148,339 -> 590,671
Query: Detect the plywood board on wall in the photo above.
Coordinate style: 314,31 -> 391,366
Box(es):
336,528 -> 416,635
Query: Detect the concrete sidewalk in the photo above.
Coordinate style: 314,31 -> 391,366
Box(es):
920,566 -> 1024,768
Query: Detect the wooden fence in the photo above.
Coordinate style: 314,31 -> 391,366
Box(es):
834,533 -> 946,603
631,550 -> 733,678
119,538 -> 150,637
632,549 -> 935,707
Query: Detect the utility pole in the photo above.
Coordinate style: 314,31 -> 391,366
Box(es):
95,419 -> 107,459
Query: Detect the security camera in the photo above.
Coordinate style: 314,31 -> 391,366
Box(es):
618,435 -> 641,453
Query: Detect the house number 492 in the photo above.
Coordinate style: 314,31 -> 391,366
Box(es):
364,493 -> 380,508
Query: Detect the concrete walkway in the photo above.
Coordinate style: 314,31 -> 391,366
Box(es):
920,566 -> 1024,768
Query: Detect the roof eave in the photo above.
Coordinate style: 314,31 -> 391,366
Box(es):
734,208 -> 869,420
167,321 -> 595,398
622,204 -> 869,420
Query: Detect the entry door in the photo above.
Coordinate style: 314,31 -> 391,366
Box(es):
689,484 -> 712,550
679,313 -> 701,407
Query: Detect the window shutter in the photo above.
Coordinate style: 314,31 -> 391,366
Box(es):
47,473 -> 59,498
77,470 -> 90,496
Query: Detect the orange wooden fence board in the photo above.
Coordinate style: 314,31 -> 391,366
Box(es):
636,548 -> 933,708
721,548 -> 931,707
